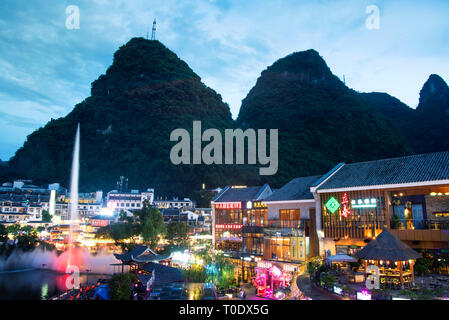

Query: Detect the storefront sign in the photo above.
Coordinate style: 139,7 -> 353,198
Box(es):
333,286 -> 343,295
91,219 -> 109,227
341,192 -> 351,217
325,197 -> 340,213
253,201 -> 267,209
257,261 -> 273,269
215,224 -> 242,229
215,202 -> 242,209
257,261 -> 298,272
351,198 -> 377,208
357,290 -> 372,300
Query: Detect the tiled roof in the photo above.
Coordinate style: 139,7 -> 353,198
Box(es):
264,176 -> 322,201
212,185 -> 270,202
317,151 -> 449,191
143,262 -> 183,284
161,208 -> 180,216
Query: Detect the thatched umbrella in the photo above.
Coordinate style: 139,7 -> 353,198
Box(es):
354,229 -> 421,285
327,252 -> 357,263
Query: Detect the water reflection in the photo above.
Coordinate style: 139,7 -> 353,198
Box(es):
0,269 -> 110,300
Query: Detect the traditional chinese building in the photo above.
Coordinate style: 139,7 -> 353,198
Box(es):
311,151 -> 449,266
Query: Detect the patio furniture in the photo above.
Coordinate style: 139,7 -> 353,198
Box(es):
354,229 -> 421,287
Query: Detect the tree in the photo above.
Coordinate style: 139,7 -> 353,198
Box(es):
390,213 -> 401,229
109,273 -> 138,300
166,222 -> 190,247
96,223 -> 135,246
20,225 -> 36,236
6,224 -> 21,238
118,210 -> 132,223
42,209 -> 52,222
192,189 -> 215,208
140,209 -> 165,249
0,224 -> 7,242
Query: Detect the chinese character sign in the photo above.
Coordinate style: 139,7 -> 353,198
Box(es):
341,192 -> 351,217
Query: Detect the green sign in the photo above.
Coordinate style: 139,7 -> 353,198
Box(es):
325,197 -> 340,213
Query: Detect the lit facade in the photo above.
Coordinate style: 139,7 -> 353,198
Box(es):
312,151 -> 449,268
106,189 -> 154,212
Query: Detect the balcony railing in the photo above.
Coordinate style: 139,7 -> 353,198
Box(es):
267,219 -> 306,229
263,220 -> 307,237
391,219 -> 449,230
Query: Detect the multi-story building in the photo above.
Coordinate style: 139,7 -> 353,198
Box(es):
194,208 -> 212,228
154,197 -> 194,210
55,191 -> 103,221
262,176 -> 321,266
211,185 -> 273,282
311,151 -> 449,268
106,189 -> 154,212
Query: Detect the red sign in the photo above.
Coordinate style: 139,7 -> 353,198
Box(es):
215,224 -> 242,229
341,192 -> 351,218
215,202 -> 242,209
91,219 -> 109,227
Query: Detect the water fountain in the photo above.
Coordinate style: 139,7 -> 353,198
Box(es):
67,123 -> 80,270
0,124 -> 116,298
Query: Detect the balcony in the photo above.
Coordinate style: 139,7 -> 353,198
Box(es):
264,219 -> 307,237
391,219 -> 449,231
390,219 -> 449,244
267,219 -> 306,229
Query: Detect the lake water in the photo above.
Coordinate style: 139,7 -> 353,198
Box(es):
0,269 -> 110,300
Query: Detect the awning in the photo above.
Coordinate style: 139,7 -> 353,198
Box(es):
326,252 -> 357,263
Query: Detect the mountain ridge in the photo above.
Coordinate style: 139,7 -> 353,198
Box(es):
1,39 -> 448,200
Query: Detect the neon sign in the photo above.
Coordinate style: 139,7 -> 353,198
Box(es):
215,224 -> 242,229
253,201 -> 267,209
341,192 -> 351,217
215,202 -> 242,209
325,197 -> 340,213
351,198 -> 377,208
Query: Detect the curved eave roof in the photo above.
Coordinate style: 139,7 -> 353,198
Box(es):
317,151 -> 449,192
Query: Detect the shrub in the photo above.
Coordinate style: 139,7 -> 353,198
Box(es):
109,273 -> 138,300
321,273 -> 336,288
415,257 -> 432,276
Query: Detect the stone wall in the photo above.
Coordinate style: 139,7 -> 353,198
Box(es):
425,195 -> 449,220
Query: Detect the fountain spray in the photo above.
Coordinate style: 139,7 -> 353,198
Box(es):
67,124 -> 80,270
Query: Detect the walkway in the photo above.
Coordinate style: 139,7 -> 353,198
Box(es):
296,274 -> 344,300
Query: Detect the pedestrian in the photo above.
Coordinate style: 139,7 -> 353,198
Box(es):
240,288 -> 246,299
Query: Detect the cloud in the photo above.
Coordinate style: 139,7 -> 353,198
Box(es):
0,0 -> 448,160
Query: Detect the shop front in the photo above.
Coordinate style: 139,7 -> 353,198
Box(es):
252,261 -> 297,299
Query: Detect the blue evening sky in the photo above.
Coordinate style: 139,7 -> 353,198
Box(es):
0,0 -> 448,160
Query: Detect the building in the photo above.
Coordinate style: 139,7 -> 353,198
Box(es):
161,208 -> 182,223
154,197 -> 194,210
0,180 -> 57,223
55,191 -> 103,222
161,209 -> 209,235
194,208 -> 212,228
311,151 -> 449,264
211,185 -> 272,254
211,184 -> 273,282
262,176 -> 321,265
106,189 -> 154,213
